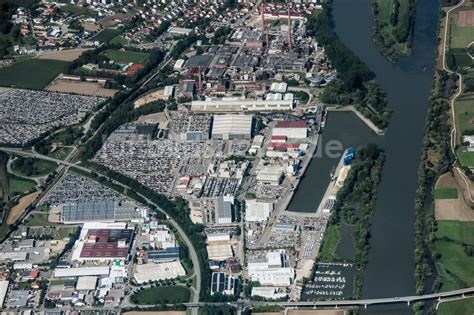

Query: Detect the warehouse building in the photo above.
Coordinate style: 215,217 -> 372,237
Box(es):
216,196 -> 234,224
134,261 -> 185,284
71,222 -> 134,262
0,281 -> 9,308
61,201 -> 115,224
256,166 -> 284,186
212,114 -> 253,140
192,97 -> 294,112
273,120 -> 308,139
245,200 -> 273,222
251,286 -> 287,299
54,266 -> 110,278
210,272 -> 236,295
146,246 -> 180,263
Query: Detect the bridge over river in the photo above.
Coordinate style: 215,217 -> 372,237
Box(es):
181,287 -> 474,310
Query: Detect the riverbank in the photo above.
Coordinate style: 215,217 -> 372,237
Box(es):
371,0 -> 416,62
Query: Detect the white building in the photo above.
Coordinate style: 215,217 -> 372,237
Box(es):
207,244 -> 233,261
212,114 -> 253,140
251,286 -> 287,299
245,200 -> 273,222
463,135 -> 474,151
0,281 -> 9,308
133,261 -> 185,284
270,82 -> 288,93
192,97 -> 294,112
273,120 -> 308,139
173,59 -> 185,71
247,251 -> 294,287
164,85 -> 174,98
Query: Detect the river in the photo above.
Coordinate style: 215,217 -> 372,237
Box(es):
289,0 -> 440,312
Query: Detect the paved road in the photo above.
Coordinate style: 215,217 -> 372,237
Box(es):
0,147 -> 202,305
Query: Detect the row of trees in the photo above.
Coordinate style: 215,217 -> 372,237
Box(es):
306,1 -> 391,129
413,67 -> 454,299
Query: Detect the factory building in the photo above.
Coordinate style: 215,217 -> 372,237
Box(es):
245,200 -> 273,222
192,97 -> 294,112
210,272 -> 236,295
273,120 -> 308,139
146,246 -> 180,263
212,114 -> 253,140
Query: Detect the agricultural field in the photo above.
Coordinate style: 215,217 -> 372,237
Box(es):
0,59 -> 71,89
454,96 -> 474,136
446,9 -> 474,69
434,221 -> 474,291
437,296 -> 474,315
109,35 -> 129,45
130,286 -> 191,304
456,148 -> 474,168
434,188 -> 458,199
91,28 -> 122,43
103,49 -> 150,64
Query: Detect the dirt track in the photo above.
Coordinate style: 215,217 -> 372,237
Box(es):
46,80 -> 117,97
6,191 -> 39,224
36,49 -> 90,61
134,89 -> 165,108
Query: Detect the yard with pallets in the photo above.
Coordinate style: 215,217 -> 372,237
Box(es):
0,58 -> 71,89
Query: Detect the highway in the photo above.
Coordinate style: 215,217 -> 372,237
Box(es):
0,147 -> 202,305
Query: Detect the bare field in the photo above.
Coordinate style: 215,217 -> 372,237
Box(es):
435,173 -> 474,221
7,192 -> 39,224
36,49 -> 90,62
46,80 -> 117,97
457,10 -> 474,27
134,89 -> 165,108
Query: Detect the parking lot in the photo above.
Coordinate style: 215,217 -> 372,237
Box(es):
0,88 -> 104,145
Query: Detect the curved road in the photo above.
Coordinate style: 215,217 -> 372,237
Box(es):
0,147 -> 202,304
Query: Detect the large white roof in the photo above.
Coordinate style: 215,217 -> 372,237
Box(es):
212,114 -> 252,136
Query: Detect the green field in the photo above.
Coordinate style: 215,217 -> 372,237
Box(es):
436,221 -> 474,246
109,35 -> 129,45
318,224 -> 340,261
437,296 -> 474,315
25,213 -> 53,227
8,175 -> 36,197
450,24 -> 474,49
0,59 -> 70,89
434,188 -> 458,199
103,49 -> 150,64
91,28 -> 122,43
131,286 -> 190,304
435,220 -> 474,292
456,148 -> 474,168
12,158 -> 57,177
48,147 -> 73,161
455,96 -> 474,135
